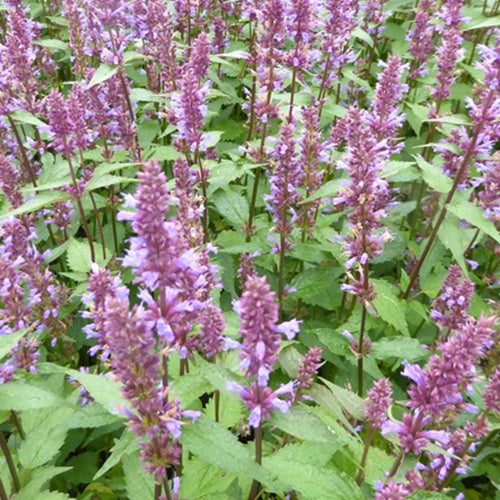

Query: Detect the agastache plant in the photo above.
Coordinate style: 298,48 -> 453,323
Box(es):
228,272 -> 299,497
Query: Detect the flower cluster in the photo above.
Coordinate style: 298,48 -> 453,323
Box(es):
229,274 -> 300,427
0,216 -> 67,382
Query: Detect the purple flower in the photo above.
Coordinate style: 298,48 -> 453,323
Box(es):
365,378 -> 392,429
228,381 -> 294,428
296,346 -> 322,392
238,275 -> 280,386
381,413 -> 449,455
430,264 -> 474,332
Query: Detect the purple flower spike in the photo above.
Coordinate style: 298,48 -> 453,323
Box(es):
238,275 -> 280,386
365,378 -> 392,429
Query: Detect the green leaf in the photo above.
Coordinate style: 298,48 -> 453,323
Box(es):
407,492 -> 452,499
66,238 -> 110,273
319,378 -> 365,420
33,39 -> 69,51
180,416 -> 277,488
464,16 -> 500,30
290,267 -> 343,310
204,391 -> 243,429
372,279 -> 410,336
309,384 -> 358,433
180,457 -> 237,499
0,329 -> 29,361
2,191 -> 69,221
122,452 -> 155,500
147,145 -> 182,161
9,110 -> 46,127
64,403 -> 125,429
414,156 -> 452,193
15,467 -> 72,500
0,382 -> 62,411
129,88 -> 163,102
94,431 -> 140,480
372,337 -> 429,362
263,457 -> 362,500
18,425 -> 68,468
448,201 -> 500,243
86,173 -> 135,191
437,215 -> 469,275
212,189 -> 249,229
87,63 -> 119,88
64,368 -> 125,413
270,405 -> 341,444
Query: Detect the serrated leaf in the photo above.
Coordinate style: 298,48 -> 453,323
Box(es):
180,416 -> 277,488
18,425 -> 68,468
180,457 -> 237,499
94,431 -> 140,480
9,110 -> 46,127
129,88 -> 163,102
212,189 -> 249,229
372,337 -> 429,362
87,63 -> 119,88
372,280 -> 410,336
0,329 -> 29,361
290,267 -> 343,310
86,173 -> 135,191
204,391 -> 243,428
414,156 -> 452,193
33,39 -> 69,51
319,378 -> 365,420
66,238 -> 109,273
2,191 -> 69,221
65,368 -> 125,413
437,216 -> 469,275
0,382 -> 62,411
263,458 -> 361,500
448,201 -> 500,243
122,452 -> 155,500
15,467 -> 72,500
147,145 -> 182,161
64,403 -> 125,429
271,405 -> 340,444
464,16 -> 500,30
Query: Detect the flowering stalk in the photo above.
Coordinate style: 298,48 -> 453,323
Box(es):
356,378 -> 392,485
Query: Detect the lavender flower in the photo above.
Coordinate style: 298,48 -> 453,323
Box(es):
429,0 -> 465,103
366,55 -> 407,152
407,0 -> 436,79
296,105 -> 326,233
296,346 -> 322,392
229,273 -> 300,427
102,295 -> 199,482
117,159 -> 224,360
333,107 -> 392,303
319,0 -> 359,93
264,120 -> 301,254
430,264 -> 474,332
0,217 -> 67,380
365,378 -> 392,429
0,147 -> 23,208
229,381 -> 294,428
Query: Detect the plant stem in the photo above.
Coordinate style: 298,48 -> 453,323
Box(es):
356,426 -> 375,485
66,155 -> 96,262
9,412 -> 24,440
0,477 -> 7,500
403,87 -> 496,299
357,303 -> 367,397
248,424 -> 263,500
0,432 -> 20,493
